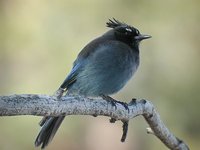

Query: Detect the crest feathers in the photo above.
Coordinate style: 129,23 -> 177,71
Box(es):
106,18 -> 130,29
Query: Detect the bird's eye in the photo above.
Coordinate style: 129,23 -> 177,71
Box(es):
115,26 -> 133,36
135,29 -> 140,35
125,28 -> 132,33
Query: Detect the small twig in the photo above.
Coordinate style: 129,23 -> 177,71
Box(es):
121,121 -> 129,142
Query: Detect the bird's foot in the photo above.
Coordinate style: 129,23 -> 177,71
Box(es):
101,95 -> 130,113
101,95 -> 118,109
117,101 -> 129,113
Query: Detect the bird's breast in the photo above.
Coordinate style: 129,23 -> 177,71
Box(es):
68,41 -> 140,97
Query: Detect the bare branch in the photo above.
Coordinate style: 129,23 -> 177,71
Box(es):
0,94 -> 189,150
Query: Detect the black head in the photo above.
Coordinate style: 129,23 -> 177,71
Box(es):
106,18 -> 151,47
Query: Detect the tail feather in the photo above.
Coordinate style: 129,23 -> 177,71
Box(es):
35,116 -> 65,149
35,88 -> 67,148
39,116 -> 50,127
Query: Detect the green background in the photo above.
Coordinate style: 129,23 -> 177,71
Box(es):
0,0 -> 199,150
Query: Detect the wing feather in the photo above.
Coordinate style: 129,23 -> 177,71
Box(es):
60,63 -> 82,90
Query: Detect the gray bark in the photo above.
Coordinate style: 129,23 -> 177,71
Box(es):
0,94 -> 189,150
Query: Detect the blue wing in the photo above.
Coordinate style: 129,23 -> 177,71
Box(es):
59,63 -> 82,90
59,36 -> 105,90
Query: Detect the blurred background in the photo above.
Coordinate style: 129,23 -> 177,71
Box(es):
0,0 -> 199,150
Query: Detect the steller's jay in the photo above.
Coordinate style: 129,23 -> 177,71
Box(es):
35,18 -> 151,149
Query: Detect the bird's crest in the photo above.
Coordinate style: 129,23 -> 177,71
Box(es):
106,18 -> 132,29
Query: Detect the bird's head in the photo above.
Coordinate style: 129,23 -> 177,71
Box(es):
106,18 -> 151,47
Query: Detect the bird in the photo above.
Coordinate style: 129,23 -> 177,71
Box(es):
35,18 -> 151,149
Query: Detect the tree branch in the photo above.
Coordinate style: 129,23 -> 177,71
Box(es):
0,94 -> 189,150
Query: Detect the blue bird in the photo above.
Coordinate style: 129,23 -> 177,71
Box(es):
35,18 -> 151,149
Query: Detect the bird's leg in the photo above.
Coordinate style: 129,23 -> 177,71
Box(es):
117,101 -> 129,112
101,95 -> 118,109
101,95 -> 130,113
121,121 -> 129,142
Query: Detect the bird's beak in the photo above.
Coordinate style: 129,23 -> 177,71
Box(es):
134,34 -> 152,41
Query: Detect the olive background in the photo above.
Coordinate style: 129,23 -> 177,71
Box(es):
0,1 -> 199,150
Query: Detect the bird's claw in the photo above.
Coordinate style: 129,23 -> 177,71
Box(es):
117,101 -> 129,113
101,95 -> 117,109
101,95 -> 130,113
